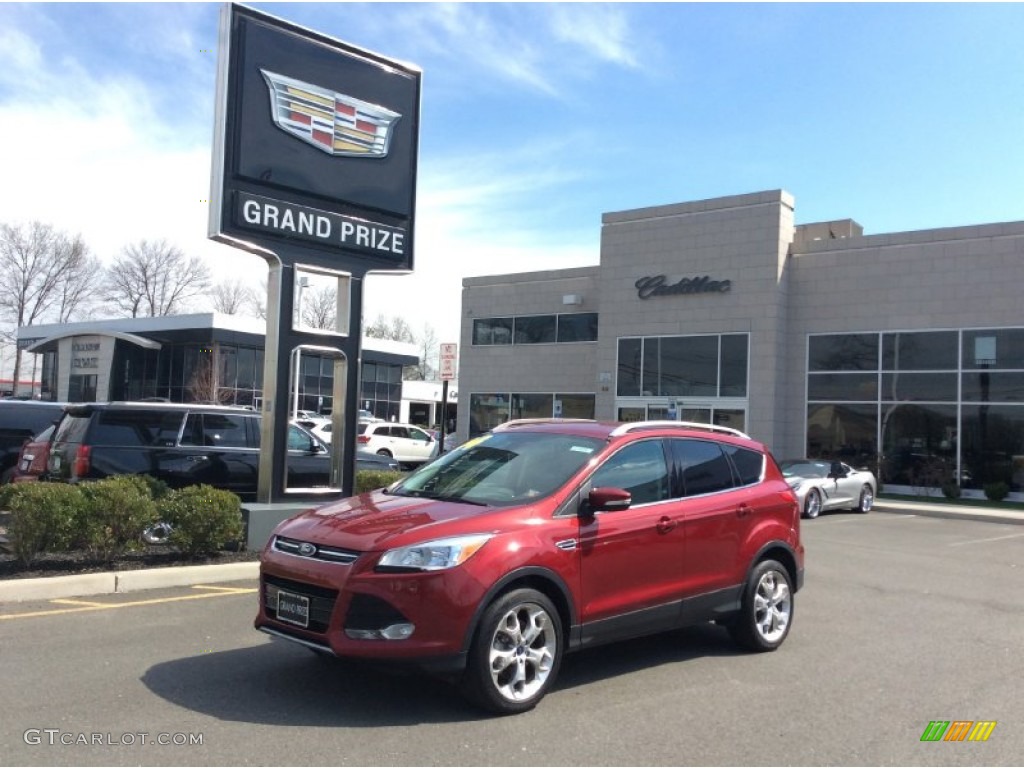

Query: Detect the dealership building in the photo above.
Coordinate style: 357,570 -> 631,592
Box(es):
458,189 -> 1024,497
17,313 -> 418,422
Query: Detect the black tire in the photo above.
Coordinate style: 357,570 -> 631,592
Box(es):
376,449 -> 393,458
460,588 -> 562,715
728,559 -> 794,653
802,488 -> 821,519
852,484 -> 874,513
0,466 -> 15,485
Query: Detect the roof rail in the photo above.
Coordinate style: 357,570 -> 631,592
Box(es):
609,420 -> 750,439
493,418 -> 596,432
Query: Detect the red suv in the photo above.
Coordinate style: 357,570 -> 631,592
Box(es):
256,420 -> 804,714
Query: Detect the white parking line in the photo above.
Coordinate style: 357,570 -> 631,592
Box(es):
947,532 -> 1024,547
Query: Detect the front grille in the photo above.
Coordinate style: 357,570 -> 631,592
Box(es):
263,574 -> 338,634
273,535 -> 360,564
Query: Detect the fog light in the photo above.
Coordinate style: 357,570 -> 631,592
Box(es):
344,623 -> 415,641
379,622 -> 415,640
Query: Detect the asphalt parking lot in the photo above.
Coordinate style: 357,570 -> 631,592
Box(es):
2,510 -> 1022,766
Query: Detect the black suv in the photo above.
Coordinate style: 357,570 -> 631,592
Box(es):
46,402 -> 332,500
0,400 -> 67,484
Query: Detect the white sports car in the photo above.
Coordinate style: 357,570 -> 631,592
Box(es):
780,459 -> 877,519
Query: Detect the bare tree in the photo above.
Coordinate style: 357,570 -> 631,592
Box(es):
211,280 -> 254,315
248,277 -> 268,320
407,323 -> 438,381
300,286 -> 338,330
105,239 -> 211,318
0,221 -> 99,393
186,351 -> 232,404
365,313 -> 415,343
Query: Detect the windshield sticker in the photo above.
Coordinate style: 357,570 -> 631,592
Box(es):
570,446 -> 595,453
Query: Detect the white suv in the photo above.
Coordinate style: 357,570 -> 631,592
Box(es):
357,422 -> 435,465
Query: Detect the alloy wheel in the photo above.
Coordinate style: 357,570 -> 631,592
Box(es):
753,569 -> 791,644
487,602 -> 556,703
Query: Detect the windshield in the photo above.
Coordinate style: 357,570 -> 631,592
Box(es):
780,460 -> 829,478
391,431 -> 604,506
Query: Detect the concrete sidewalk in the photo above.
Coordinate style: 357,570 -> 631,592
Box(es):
875,498 -> 1024,526
0,560 -> 258,604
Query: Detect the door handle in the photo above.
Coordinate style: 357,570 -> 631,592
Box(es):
736,504 -> 751,518
186,455 -> 208,463
656,516 -> 677,534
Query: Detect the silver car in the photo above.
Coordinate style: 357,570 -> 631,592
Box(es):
780,459 -> 876,519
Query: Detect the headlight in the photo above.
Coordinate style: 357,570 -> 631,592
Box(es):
377,534 -> 493,572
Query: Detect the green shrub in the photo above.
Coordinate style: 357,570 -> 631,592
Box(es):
158,485 -> 243,556
941,480 -> 962,500
77,476 -> 158,562
983,481 -> 1010,502
356,469 -> 404,494
2,483 -> 85,566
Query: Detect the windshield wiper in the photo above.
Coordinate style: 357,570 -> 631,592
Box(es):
391,489 -> 487,506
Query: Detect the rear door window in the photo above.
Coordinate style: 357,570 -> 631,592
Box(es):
180,413 -> 251,448
89,410 -> 184,447
722,444 -> 764,486
669,439 -> 736,496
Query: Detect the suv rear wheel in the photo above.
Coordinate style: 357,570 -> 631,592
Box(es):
461,588 -> 562,715
729,559 -> 793,652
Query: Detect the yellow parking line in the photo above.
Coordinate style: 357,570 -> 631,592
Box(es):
50,598 -> 109,607
0,587 -> 258,621
191,584 -> 252,592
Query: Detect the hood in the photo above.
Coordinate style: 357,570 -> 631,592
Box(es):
274,490 -> 521,552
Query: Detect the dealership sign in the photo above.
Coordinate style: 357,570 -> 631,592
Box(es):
209,4 -> 421,272
635,275 -> 732,300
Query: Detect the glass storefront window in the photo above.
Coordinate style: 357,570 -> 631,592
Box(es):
617,338 -> 642,397
514,316 -> 556,344
511,393 -> 554,419
808,334 -> 879,372
880,403 -> 957,487
556,313 -> 598,342
555,393 -> 596,419
883,331 -> 958,370
473,318 -> 513,345
469,393 -> 509,435
660,336 -> 718,397
808,373 -> 878,402
880,373 -> 957,402
642,338 -> 660,396
963,329 -> 1024,369
806,403 -> 878,469
720,334 -> 748,397
962,371 -> 1024,402
961,405 -> 1024,490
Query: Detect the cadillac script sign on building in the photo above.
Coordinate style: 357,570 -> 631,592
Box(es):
209,4 -> 421,272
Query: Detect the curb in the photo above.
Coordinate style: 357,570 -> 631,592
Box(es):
0,561 -> 259,604
875,501 -> 1024,526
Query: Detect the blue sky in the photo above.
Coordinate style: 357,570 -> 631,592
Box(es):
1,2 -> 1023,352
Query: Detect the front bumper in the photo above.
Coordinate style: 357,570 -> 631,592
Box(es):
254,538 -> 486,668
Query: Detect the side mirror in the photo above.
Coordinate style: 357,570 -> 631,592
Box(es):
586,486 -> 632,514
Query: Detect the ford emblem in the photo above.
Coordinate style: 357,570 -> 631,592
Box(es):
298,542 -> 317,557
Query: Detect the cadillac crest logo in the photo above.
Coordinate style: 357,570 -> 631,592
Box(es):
261,70 -> 401,158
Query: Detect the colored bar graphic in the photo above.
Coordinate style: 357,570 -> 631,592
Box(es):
920,720 -> 996,742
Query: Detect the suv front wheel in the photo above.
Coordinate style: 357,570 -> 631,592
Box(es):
461,588 -> 562,715
728,559 -> 793,652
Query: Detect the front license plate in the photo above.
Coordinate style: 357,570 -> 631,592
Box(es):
276,590 -> 310,628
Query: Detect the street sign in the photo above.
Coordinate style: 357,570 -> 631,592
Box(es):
440,342 -> 457,381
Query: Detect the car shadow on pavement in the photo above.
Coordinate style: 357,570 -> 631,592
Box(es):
142,624 -> 740,725
141,639 -> 481,726
556,622 -> 741,692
